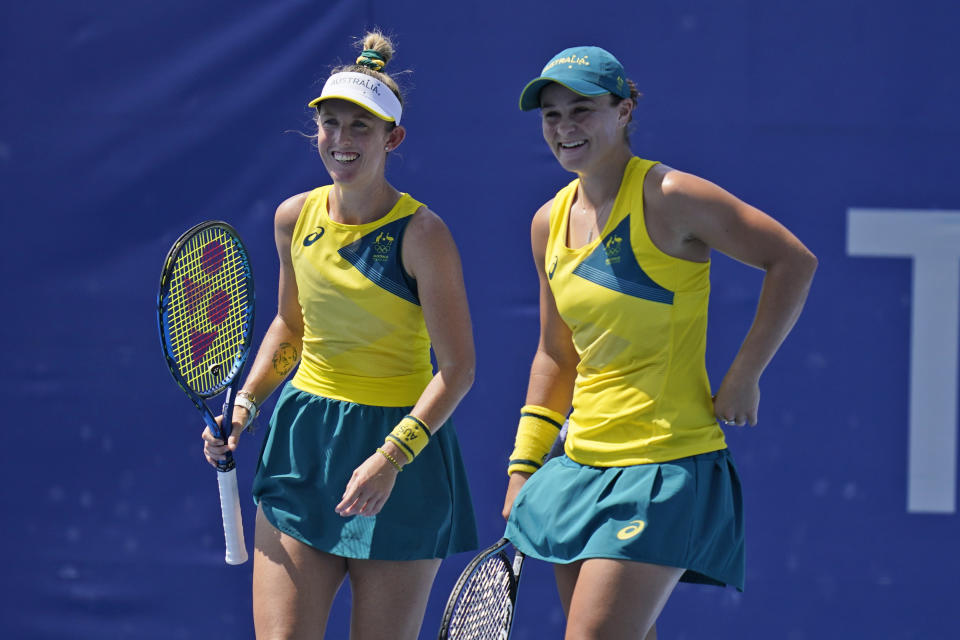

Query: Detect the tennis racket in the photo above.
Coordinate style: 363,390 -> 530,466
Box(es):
437,538 -> 525,640
157,220 -> 255,565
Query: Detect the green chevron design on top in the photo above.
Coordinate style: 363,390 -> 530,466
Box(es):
338,217 -> 420,305
572,215 -> 674,304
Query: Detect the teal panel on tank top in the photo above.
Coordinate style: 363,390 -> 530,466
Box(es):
571,215 -> 674,304
338,217 -> 420,305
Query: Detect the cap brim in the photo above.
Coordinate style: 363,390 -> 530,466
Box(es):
518,77 -> 611,111
307,94 -> 396,123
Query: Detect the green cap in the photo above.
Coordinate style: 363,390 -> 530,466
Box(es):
519,46 -> 630,111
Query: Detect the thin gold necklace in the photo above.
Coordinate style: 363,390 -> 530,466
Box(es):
581,192 -> 615,243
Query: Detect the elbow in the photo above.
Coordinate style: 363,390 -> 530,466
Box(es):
775,246 -> 817,282
276,311 -> 304,338
443,361 -> 475,396
800,247 -> 818,281
459,363 -> 476,393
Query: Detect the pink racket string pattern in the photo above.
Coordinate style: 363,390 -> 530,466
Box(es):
163,227 -> 252,396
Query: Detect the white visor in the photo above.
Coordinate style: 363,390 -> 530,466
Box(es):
308,72 -> 402,124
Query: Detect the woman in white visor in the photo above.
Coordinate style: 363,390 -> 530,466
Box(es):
203,30 -> 478,640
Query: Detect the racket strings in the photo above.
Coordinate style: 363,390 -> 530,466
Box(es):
164,227 -> 252,394
447,554 -> 514,639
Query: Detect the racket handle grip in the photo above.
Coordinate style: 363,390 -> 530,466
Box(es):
217,467 -> 248,565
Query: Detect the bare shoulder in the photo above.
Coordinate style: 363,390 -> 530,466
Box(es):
275,191 -> 310,232
401,206 -> 462,281
644,161 -> 673,192
531,197 -> 555,236
530,198 -> 555,261
644,164 -> 814,267
407,205 -> 447,233
272,192 -> 311,261
649,164 -> 733,208
643,164 -> 723,259
405,205 -> 454,247
645,163 -> 747,222
643,163 -> 714,206
532,198 -> 554,225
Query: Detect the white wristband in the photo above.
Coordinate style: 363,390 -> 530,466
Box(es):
233,394 -> 258,429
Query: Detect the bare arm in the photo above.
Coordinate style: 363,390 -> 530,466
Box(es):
237,194 -> 306,408
202,193 -> 306,464
503,200 -> 580,518
648,168 -> 818,426
401,207 -> 476,430
525,200 -> 580,413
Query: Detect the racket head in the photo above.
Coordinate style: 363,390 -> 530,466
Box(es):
438,538 -> 524,640
157,221 -> 255,400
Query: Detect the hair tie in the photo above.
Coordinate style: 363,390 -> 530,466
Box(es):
356,49 -> 386,72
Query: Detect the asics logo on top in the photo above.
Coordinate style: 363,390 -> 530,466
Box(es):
303,226 -> 325,246
616,520 -> 646,540
548,256 -> 558,280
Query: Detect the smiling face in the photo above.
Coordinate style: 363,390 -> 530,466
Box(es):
315,99 -> 404,186
539,83 -> 632,174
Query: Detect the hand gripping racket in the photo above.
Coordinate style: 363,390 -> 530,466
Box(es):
157,220 -> 255,565
438,538 -> 525,640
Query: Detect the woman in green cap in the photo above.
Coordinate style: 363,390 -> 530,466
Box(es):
502,45 -> 817,639
202,30 -> 478,639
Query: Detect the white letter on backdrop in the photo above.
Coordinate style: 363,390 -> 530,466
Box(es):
847,209 -> 960,514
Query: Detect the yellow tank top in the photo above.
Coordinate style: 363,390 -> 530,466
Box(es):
289,186 -> 433,406
545,157 -> 726,466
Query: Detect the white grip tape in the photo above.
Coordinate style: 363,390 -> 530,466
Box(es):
217,467 -> 248,565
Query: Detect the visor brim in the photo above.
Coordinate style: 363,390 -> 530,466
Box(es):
518,77 -> 612,111
307,94 -> 397,123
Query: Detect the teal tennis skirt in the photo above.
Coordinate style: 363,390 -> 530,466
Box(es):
251,383 -> 478,560
504,449 -> 744,590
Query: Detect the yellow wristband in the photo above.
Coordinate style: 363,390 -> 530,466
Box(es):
385,415 -> 431,464
507,405 -> 565,476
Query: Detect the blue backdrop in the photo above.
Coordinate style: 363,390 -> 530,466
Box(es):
3,1 -> 958,637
